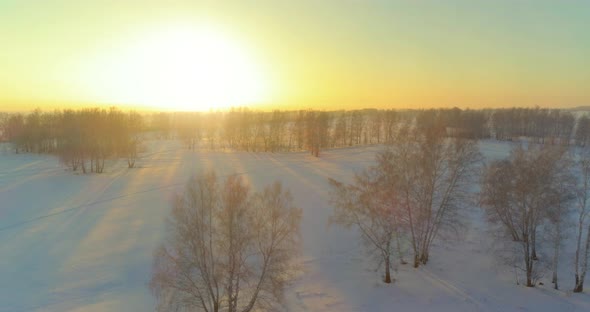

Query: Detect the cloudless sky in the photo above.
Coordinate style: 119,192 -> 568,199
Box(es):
1,0 -> 589,111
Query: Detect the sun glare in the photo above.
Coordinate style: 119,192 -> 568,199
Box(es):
83,25 -> 269,111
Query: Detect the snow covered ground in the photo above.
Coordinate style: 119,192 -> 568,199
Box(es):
1,139 -> 590,311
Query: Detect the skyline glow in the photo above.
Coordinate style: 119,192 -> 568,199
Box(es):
1,0 -> 589,111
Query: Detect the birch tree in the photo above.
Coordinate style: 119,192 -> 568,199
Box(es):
150,171 -> 301,312
328,166 -> 402,283
481,145 -> 568,287
545,157 -> 574,290
390,124 -> 481,267
330,122 -> 481,278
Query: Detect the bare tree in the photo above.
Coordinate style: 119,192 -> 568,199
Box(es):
203,112 -> 220,150
332,111 -> 348,147
305,111 -> 330,157
268,110 -> 286,152
329,122 -> 480,284
545,156 -> 574,290
123,111 -> 143,168
383,110 -> 397,144
369,111 -> 383,144
576,115 -> 590,147
177,113 -> 201,150
481,145 -> 568,287
5,114 -> 25,153
150,171 -> 301,312
389,124 -> 481,267
328,166 -> 401,283
152,112 -> 172,139
349,111 -> 364,146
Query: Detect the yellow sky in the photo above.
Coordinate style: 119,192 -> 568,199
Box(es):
1,1 -> 589,112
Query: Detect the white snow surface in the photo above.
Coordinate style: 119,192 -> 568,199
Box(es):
1,139 -> 590,311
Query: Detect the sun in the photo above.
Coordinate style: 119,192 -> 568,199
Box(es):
82,24 -> 270,111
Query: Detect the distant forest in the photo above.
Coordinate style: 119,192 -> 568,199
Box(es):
1,107 -> 590,172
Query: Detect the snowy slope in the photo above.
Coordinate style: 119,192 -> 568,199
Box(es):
1,140 -> 590,311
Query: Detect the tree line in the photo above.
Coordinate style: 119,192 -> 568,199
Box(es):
121,107 -> 590,154
3,106 -> 590,170
491,107 -> 576,144
134,107 -> 488,155
1,108 -> 143,173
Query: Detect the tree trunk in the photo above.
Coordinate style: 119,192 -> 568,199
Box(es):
396,232 -> 407,265
574,216 -> 584,292
574,275 -> 584,293
526,268 -> 534,287
532,230 -> 538,261
420,252 -> 429,265
525,240 -> 534,287
420,242 -> 429,265
127,146 -> 136,168
575,223 -> 590,292
552,235 -> 560,289
384,255 -> 392,284
413,254 -> 420,268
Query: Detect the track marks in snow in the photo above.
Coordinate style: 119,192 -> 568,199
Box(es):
418,267 -> 488,311
294,290 -> 347,311
289,284 -> 348,312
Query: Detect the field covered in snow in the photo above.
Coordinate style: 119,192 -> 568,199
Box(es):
1,139 -> 590,311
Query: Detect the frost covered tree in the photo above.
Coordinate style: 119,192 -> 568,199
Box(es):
389,123 -> 481,267
123,111 -> 143,168
481,145 -> 569,287
150,171 -> 301,312
304,110 -> 330,157
177,112 -> 201,150
328,165 -> 402,283
329,121 -> 481,278
4,114 -> 25,153
545,157 -> 574,290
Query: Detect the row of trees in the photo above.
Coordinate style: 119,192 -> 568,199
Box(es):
1,108 -> 143,172
4,107 -> 590,163
148,108 -> 490,156
143,107 -> 590,155
491,107 -> 577,144
171,108 -> 399,154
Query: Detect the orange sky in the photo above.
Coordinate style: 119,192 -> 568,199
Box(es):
1,0 -> 589,112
